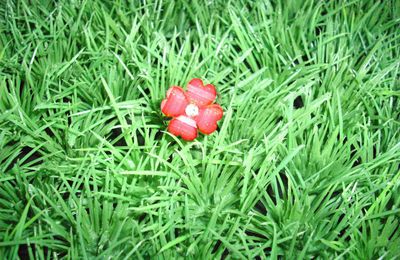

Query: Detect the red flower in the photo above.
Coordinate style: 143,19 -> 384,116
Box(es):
161,78 -> 223,141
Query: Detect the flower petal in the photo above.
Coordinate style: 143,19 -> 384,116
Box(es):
186,78 -> 217,107
161,86 -> 189,117
196,104 -> 223,135
168,116 -> 198,141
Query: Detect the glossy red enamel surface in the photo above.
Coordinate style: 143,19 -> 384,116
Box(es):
186,78 -> 217,107
161,86 -> 188,117
161,79 -> 223,141
168,118 -> 197,141
196,104 -> 223,134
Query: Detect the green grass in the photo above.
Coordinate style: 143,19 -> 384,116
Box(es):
0,0 -> 399,258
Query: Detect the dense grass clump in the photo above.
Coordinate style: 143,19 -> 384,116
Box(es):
1,0 -> 399,258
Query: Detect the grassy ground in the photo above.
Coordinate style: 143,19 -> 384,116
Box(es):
0,0 -> 399,259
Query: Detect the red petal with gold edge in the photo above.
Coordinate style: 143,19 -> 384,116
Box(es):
161,86 -> 188,117
196,104 -> 223,135
168,116 -> 198,141
186,78 -> 216,107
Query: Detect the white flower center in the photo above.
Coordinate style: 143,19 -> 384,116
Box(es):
185,104 -> 199,117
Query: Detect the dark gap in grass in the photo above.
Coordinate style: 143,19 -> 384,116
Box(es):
338,228 -> 351,243
301,54 -> 309,63
167,153 -> 173,163
44,127 -> 55,138
18,146 -> 42,166
211,240 -> 222,254
63,97 -> 71,103
53,235 -> 69,251
266,171 -> 288,204
18,244 -> 32,259
388,221 -> 399,241
141,85 -> 151,99
6,146 -> 42,172
350,144 -> 361,167
56,249 -> 68,259
138,213 -> 147,223
292,54 -> 310,66
275,116 -> 283,124
18,244 -> 45,260
5,78 -> 12,93
254,55 -> 263,71
254,200 -> 267,215
232,43 -> 242,56
282,78 -> 296,90
245,229 -> 268,240
155,130 -> 163,141
108,127 -> 128,147
314,25 -> 325,37
221,248 -> 229,259
293,96 -> 304,109
165,133 -> 178,146
337,213 -> 345,224
385,196 -> 394,210
18,79 -> 25,97
67,179 -> 77,192
336,214 -> 347,239
392,96 -> 398,113
62,190 -> 70,201
372,145 -> 377,159
243,0 -> 254,12
352,158 -> 361,167
354,53 -> 367,68
18,244 -> 49,260
330,190 -> 341,199
321,7 -> 328,16
65,179 -> 86,197
125,116 -> 147,146
136,130 -> 145,146
113,47 -> 124,57
263,247 -> 272,257
239,50 -> 263,72
241,58 -> 256,73
266,186 -> 276,204
63,97 -> 72,126
174,228 -> 181,238
337,223 -> 351,241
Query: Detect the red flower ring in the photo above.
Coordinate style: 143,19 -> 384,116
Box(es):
161,78 -> 223,141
